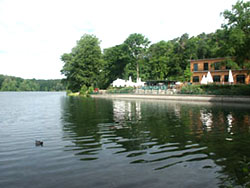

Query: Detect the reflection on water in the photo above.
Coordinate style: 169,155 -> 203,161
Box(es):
1,93 -> 250,188
61,98 -> 250,187
113,100 -> 142,123
200,109 -> 213,131
227,113 -> 233,133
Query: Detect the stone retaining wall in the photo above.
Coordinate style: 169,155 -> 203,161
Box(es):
91,94 -> 250,104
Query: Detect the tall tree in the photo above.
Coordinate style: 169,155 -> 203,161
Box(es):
102,44 -> 130,88
124,33 -> 150,81
221,0 -> 250,66
61,34 -> 103,91
146,41 -> 172,80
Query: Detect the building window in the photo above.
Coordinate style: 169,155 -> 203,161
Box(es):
224,75 -> 229,82
214,62 -> 220,70
204,63 -> 208,71
193,76 -> 199,82
194,63 -> 198,71
236,75 -> 245,84
213,75 -> 221,82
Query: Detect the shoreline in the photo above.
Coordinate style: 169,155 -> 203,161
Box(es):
90,93 -> 250,104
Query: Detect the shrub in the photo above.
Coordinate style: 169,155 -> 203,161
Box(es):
80,85 -> 94,97
180,85 -> 205,94
180,84 -> 250,96
88,86 -> 94,94
80,85 -> 88,95
106,86 -> 135,94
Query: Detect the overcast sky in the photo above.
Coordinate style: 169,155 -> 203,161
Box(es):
0,0 -> 239,79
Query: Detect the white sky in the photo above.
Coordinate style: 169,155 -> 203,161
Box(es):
0,0 -> 239,79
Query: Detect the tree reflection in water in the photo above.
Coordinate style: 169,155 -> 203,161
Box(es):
61,97 -> 250,187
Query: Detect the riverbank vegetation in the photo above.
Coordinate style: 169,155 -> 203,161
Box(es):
106,86 -> 134,94
180,84 -> 250,96
61,1 -> 249,93
0,74 -> 66,91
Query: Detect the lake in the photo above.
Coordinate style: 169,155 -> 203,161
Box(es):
0,92 -> 250,188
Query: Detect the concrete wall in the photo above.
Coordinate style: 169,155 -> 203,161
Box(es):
91,93 -> 250,104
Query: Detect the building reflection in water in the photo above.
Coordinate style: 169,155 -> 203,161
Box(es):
227,113 -> 233,133
174,104 -> 181,118
200,109 -> 213,131
112,100 -> 142,124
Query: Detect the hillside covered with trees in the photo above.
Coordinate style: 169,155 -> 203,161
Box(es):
0,74 -> 65,91
61,1 -> 249,92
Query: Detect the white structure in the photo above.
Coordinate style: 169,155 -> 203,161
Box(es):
112,78 -> 126,87
175,81 -> 182,85
112,76 -> 145,87
229,70 -> 234,84
135,77 -> 145,87
206,71 -> 213,83
125,76 -> 135,87
200,75 -> 208,85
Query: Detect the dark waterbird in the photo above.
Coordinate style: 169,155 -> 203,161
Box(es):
35,140 -> 43,146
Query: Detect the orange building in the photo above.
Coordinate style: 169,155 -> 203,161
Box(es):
190,57 -> 250,84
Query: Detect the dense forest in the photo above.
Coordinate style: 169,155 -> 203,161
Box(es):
0,74 -> 65,91
61,1 -> 249,92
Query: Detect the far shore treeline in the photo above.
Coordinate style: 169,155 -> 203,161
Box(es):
60,1 -> 250,92
0,74 -> 65,91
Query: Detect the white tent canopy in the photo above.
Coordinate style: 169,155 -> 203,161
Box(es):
201,75 -> 208,85
112,77 -> 145,87
206,71 -> 213,83
112,78 -> 126,87
229,70 -> 234,84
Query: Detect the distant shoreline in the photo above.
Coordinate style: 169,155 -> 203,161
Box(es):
91,94 -> 250,104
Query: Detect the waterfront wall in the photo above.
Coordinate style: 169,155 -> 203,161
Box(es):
91,94 -> 250,104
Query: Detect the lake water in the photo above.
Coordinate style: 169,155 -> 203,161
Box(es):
0,92 -> 250,188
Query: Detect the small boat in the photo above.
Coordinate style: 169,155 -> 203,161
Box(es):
35,140 -> 43,146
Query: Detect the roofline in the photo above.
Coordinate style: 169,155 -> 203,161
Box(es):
192,69 -> 250,73
189,57 -> 232,62
145,80 -> 177,83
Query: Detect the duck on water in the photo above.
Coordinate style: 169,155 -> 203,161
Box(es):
35,140 -> 43,146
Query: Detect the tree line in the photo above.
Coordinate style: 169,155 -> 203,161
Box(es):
61,1 -> 249,92
0,74 -> 66,91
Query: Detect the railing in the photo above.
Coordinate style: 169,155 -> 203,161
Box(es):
141,85 -> 168,90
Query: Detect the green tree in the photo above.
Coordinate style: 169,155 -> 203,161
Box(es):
221,0 -> 250,66
0,74 -> 5,88
166,34 -> 191,80
1,78 -> 18,91
124,33 -> 150,81
19,80 -> 31,91
61,34 -> 103,92
101,44 -> 130,88
183,64 -> 192,82
146,41 -> 172,80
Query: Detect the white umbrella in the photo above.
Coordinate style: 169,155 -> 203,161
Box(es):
126,76 -> 136,87
229,70 -> 234,84
201,75 -> 208,85
136,77 -> 145,87
206,71 -> 213,83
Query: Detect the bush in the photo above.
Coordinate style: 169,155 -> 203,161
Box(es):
180,84 -> 250,96
80,85 -> 88,96
106,86 -> 135,94
88,86 -> 94,94
80,85 -> 94,97
180,85 -> 205,94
